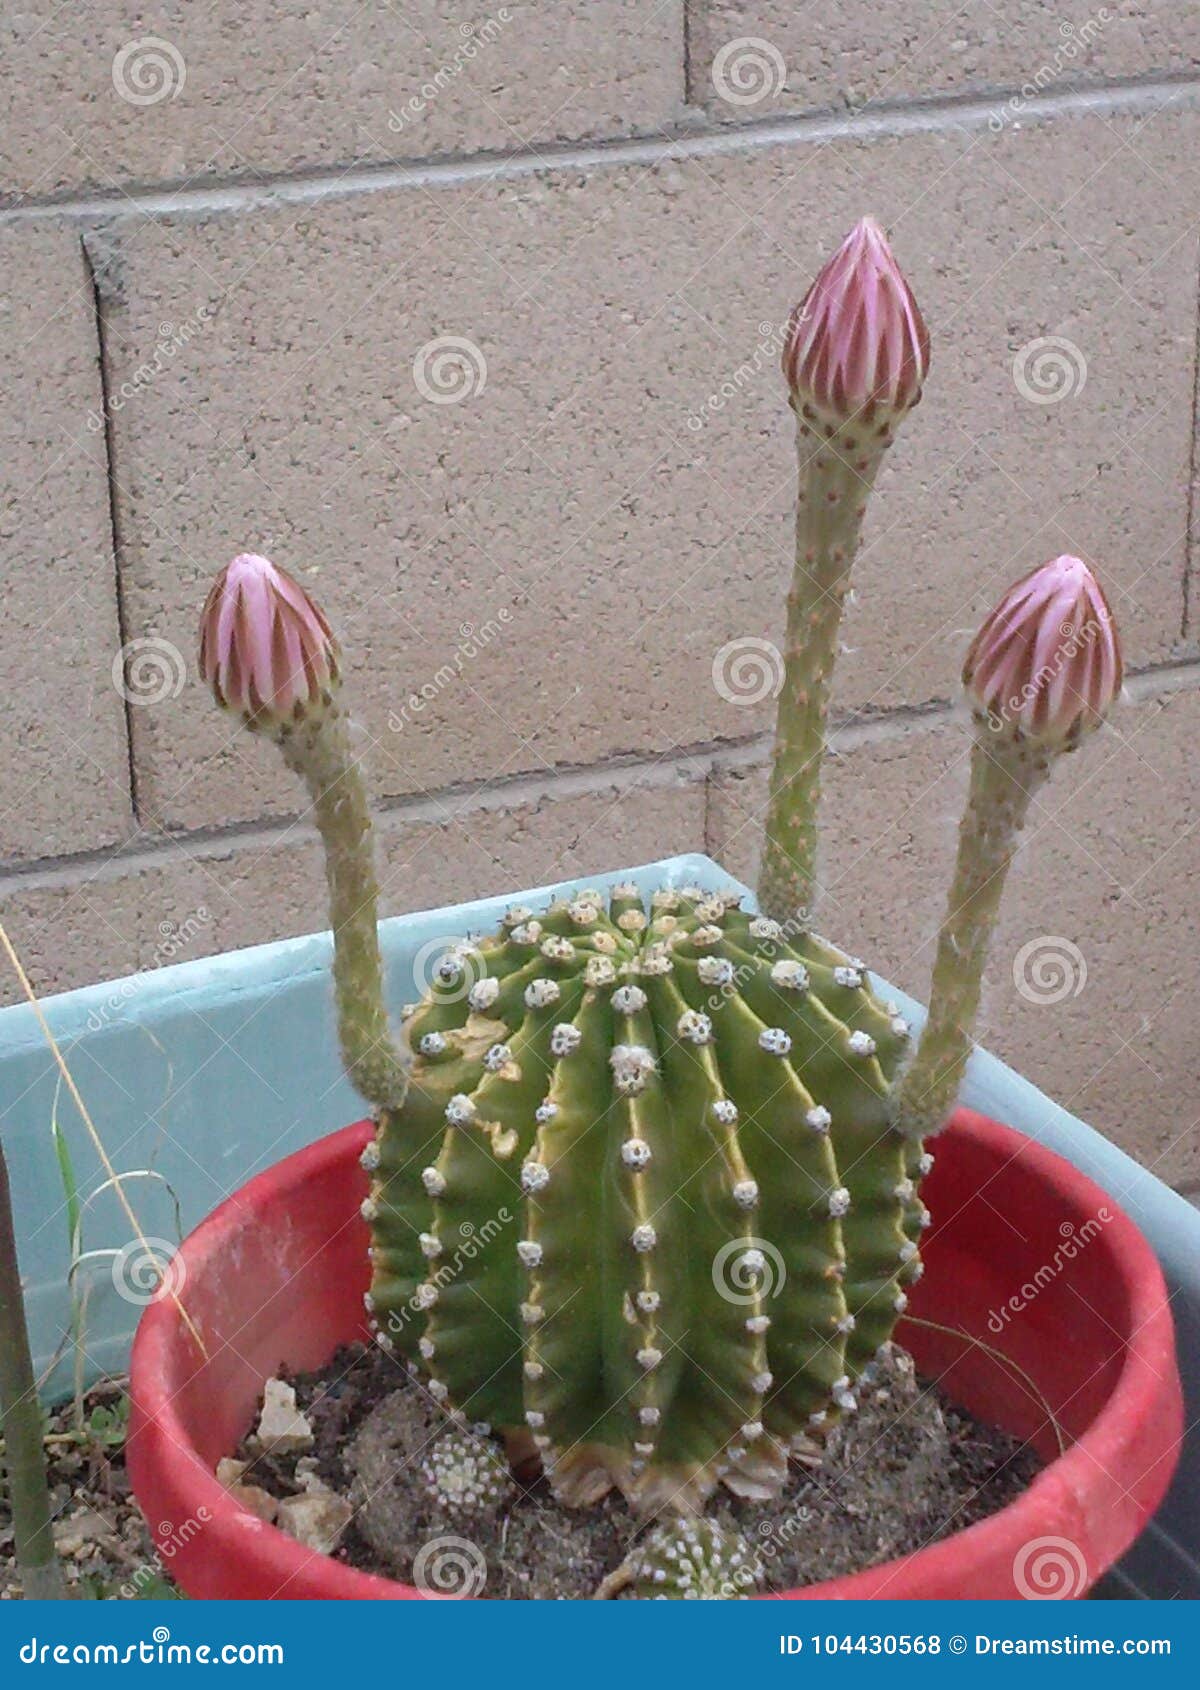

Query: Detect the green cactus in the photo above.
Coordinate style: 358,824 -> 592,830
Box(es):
362,882 -> 917,1513
421,1427 -> 514,1516
629,1519 -> 762,1600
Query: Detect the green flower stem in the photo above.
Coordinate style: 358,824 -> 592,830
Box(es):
758,423 -> 887,926
0,1142 -> 65,1600
896,732 -> 1050,1140
279,703 -> 410,1111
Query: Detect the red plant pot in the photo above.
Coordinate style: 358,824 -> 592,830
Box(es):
128,1109 -> 1181,1601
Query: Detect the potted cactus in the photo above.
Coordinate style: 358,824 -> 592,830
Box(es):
128,221 -> 1181,1600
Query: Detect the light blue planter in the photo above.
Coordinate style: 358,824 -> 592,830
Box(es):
1,854 -> 1196,1596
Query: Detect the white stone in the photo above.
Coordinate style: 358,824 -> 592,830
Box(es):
254,1379 -> 313,1456
275,1491 -> 352,1555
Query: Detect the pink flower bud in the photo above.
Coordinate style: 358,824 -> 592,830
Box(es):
199,553 -> 339,727
782,217 -> 930,429
963,556 -> 1123,748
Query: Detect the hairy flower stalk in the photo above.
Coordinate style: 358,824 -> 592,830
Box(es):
759,217 -> 930,926
896,557 -> 1123,1140
200,554 -> 409,1109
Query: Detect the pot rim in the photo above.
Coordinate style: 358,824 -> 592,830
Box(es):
128,1108 -> 1182,1601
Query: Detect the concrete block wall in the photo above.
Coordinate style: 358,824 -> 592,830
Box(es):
2,4 -> 1198,1192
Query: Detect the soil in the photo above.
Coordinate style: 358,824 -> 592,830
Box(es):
0,1346 -> 1038,1601
0,1379 -> 180,1601
235,1341 -> 1040,1600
